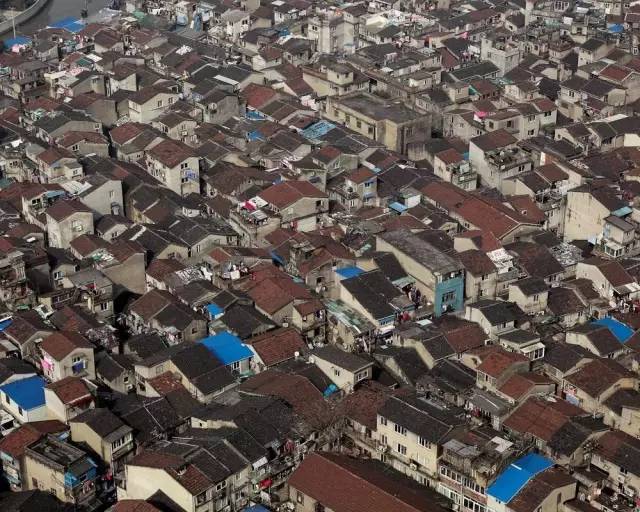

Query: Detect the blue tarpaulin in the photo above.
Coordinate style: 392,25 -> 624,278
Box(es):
336,266 -> 364,279
608,24 -> 624,33
0,318 -> 12,331
206,303 -> 223,317
592,317 -> 634,343
4,36 -> 31,48
200,331 -> 253,365
246,111 -> 265,120
0,375 -> 46,410
323,383 -> 338,397
48,17 -> 85,33
487,453 -> 553,503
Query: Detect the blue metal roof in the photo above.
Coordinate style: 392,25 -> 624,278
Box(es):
592,317 -> 634,343
200,331 -> 253,365
487,453 -> 553,503
336,266 -> 364,279
48,17 -> 85,33
389,201 -> 408,213
0,376 -> 46,410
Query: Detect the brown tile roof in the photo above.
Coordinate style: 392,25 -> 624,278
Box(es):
0,424 -> 42,458
476,349 -> 529,378
565,358 -> 635,398
509,468 -> 576,512
147,371 -> 187,395
46,376 -> 93,405
113,501 -> 162,512
342,382 -> 397,430
69,233 -> 110,257
535,163 -> 568,182
288,452 -> 449,512
238,369 -> 327,426
436,148 -> 464,165
129,289 -> 175,321
458,249 -> 496,276
259,180 -> 327,209
58,130 -> 108,147
148,139 -> 195,168
347,166 -> 375,184
46,199 -> 91,222
246,327 -> 306,367
503,396 -> 584,441
146,258 -> 186,281
40,331 -> 93,360
507,195 -> 546,224
582,257 -> 635,287
241,83 -> 278,109
471,129 -> 517,151
498,372 -> 553,401
110,122 -> 147,145
245,267 -> 312,314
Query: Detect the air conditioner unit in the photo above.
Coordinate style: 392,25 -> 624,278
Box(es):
409,462 -> 417,471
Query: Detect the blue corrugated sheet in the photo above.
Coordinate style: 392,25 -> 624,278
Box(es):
612,206 -> 632,217
49,17 -> 85,33
200,331 -> 253,365
592,317 -> 634,343
389,201 -> 408,213
0,376 -> 46,410
301,120 -> 335,140
487,453 -> 553,503
336,266 -> 364,279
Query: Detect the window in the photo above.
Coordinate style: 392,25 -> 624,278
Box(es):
419,437 -> 430,448
18,406 -> 22,415
333,368 -> 341,377
53,271 -> 63,280
231,361 -> 241,371
99,302 -> 109,311
109,190 -> 115,199
297,491 -> 304,504
442,291 -> 456,303
381,434 -> 387,445
355,370 -> 368,382
157,100 -> 163,107
379,416 -> 387,426
180,162 -> 189,169
396,443 -> 407,455
394,424 -> 407,435
71,144 -> 79,152
544,111 -> 552,117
